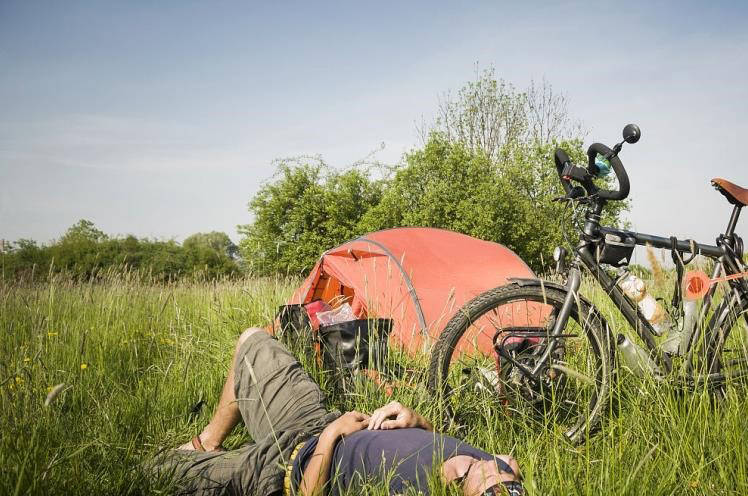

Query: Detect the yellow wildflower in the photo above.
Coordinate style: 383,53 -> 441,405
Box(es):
47,332 -> 58,337
80,363 -> 88,370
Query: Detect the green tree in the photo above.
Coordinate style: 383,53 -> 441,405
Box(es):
358,135 -> 500,237
359,135 -> 622,272
59,219 -> 108,243
183,231 -> 240,279
49,220 -> 112,278
422,67 -> 584,160
1,221 -> 242,282
183,232 -> 238,258
138,240 -> 188,281
238,158 -> 384,275
239,70 -> 628,275
0,239 -> 52,280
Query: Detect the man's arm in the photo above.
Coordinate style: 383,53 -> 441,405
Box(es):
367,401 -> 433,431
299,430 -> 337,496
299,411 -> 369,496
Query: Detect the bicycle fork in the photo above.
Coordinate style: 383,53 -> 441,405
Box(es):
492,262 -> 584,386
529,263 -> 583,377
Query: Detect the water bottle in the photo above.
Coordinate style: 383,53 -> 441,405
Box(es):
661,296 -> 701,355
617,334 -> 661,377
594,154 -> 612,177
618,273 -> 672,336
678,299 -> 700,355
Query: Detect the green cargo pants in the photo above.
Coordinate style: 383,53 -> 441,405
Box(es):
150,331 -> 339,495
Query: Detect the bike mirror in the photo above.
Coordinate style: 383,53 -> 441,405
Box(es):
622,124 -> 641,144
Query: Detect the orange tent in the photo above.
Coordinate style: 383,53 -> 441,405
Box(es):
288,227 -> 536,354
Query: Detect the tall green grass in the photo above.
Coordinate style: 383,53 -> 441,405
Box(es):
2,274 -> 747,495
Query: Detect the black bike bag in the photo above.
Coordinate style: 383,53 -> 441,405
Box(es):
596,231 -> 636,267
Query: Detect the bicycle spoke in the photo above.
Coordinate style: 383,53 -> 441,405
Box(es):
429,285 -> 611,443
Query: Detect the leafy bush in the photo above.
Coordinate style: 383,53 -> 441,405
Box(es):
237,158 -> 385,276
0,220 -> 240,282
239,71 -> 629,275
239,135 -> 628,275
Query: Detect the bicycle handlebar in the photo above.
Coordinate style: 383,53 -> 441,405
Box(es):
554,148 -> 574,195
586,143 -> 630,201
554,143 -> 630,201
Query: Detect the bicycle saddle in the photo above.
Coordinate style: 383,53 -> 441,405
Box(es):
712,178 -> 748,206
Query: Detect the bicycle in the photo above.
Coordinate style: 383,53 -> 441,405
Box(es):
427,124 -> 748,443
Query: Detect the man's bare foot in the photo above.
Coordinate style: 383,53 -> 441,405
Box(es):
177,434 -> 224,452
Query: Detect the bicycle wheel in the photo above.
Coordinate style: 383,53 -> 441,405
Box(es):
427,283 -> 615,444
702,293 -> 748,387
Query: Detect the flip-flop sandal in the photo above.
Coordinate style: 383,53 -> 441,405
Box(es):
192,435 -> 226,452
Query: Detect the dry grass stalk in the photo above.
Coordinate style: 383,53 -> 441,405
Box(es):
646,244 -> 666,289
44,383 -> 67,407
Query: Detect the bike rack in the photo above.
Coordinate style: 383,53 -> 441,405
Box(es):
491,329 -> 579,385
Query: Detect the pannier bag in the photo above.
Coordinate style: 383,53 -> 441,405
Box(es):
596,231 -> 636,267
318,318 -> 393,374
276,304 -> 311,336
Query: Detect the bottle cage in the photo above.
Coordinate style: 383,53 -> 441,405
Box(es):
670,238 -> 698,321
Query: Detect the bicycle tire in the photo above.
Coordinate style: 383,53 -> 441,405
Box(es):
427,283 -> 615,444
702,293 -> 748,386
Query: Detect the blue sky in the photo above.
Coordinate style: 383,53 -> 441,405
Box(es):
1,1 -> 747,261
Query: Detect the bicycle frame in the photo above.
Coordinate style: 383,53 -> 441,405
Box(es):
538,198 -> 748,379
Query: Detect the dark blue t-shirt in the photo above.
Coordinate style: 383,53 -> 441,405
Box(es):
291,428 -> 509,495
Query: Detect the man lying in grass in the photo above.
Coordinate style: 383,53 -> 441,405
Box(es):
152,327 -> 523,496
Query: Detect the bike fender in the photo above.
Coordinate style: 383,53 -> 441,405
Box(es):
507,278 -> 598,312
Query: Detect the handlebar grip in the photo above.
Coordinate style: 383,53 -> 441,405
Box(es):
554,148 -> 573,195
586,143 -> 630,201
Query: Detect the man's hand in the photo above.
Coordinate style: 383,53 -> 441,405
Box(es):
321,411 -> 370,441
367,401 -> 433,431
302,411 -> 369,496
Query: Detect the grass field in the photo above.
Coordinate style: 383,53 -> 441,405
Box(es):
2,274 -> 747,495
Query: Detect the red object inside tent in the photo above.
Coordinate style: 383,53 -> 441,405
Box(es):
289,227 -> 540,355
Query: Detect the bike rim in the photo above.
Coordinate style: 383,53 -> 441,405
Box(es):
440,292 -> 607,441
